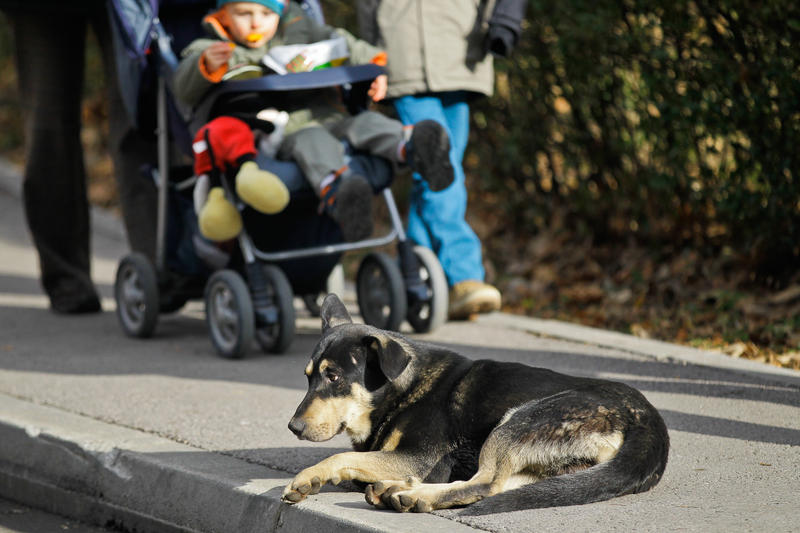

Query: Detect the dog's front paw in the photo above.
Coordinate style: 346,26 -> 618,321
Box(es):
365,477 -> 429,512
282,472 -> 325,504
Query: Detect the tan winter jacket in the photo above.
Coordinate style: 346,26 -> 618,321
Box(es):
358,0 -> 496,99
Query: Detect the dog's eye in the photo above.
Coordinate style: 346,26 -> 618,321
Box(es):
325,371 -> 339,383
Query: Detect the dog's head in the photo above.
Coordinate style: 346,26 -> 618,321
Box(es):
287,294 -> 413,444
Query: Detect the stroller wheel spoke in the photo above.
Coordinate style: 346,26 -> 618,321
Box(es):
204,270 -> 254,358
212,288 -> 239,332
405,246 -> 448,334
356,253 -> 406,331
254,265 -> 295,354
114,253 -> 159,338
122,275 -> 145,305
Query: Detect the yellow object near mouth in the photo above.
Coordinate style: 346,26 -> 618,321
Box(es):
247,33 -> 263,43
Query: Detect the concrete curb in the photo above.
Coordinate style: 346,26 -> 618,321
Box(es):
0,394 -> 476,533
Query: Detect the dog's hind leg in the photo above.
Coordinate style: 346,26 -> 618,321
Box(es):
367,393 -> 627,512
365,420 -> 532,512
366,406 -> 539,512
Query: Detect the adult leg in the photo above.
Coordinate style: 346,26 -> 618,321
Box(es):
12,10 -> 101,313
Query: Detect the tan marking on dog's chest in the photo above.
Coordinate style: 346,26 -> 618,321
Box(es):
345,383 -> 374,443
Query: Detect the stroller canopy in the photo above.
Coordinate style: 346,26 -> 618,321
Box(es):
108,0 -> 160,122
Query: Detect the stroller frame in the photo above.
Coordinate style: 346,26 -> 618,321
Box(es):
114,17 -> 449,358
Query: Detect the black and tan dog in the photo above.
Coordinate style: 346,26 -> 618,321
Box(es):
282,294 -> 669,512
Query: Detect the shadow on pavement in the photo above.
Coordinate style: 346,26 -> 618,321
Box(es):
659,410 -> 800,445
1,302 -> 798,448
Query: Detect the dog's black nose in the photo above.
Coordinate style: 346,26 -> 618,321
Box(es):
288,418 -> 306,437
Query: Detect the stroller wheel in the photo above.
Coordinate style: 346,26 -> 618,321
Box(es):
114,253 -> 159,338
303,264 -> 346,317
356,252 -> 407,331
406,246 -> 448,333
204,270 -> 254,359
255,265 -> 295,354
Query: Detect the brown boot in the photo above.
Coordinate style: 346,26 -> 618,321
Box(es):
448,280 -> 501,320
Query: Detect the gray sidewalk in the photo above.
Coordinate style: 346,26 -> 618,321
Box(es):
0,162 -> 798,532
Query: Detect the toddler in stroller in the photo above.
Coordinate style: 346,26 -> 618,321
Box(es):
113,0 -> 453,358
174,0 -> 455,242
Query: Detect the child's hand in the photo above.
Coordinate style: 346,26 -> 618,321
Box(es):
368,74 -> 388,102
203,42 -> 235,73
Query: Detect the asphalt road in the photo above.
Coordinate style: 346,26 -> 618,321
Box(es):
0,162 -> 798,532
0,497 -> 120,533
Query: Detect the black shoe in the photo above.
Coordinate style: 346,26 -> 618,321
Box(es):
50,289 -> 101,314
407,119 -> 455,192
321,174 -> 374,242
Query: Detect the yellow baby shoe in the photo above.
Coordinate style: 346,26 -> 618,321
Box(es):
235,161 -> 290,214
198,187 -> 243,242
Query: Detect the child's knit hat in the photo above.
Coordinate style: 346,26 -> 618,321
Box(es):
216,0 -> 287,17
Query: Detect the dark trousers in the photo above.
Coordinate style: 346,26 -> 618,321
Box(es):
7,6 -> 157,307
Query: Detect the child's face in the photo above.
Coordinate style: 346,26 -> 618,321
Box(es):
223,2 -> 280,48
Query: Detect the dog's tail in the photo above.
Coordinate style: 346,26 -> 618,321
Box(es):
462,410 -> 669,515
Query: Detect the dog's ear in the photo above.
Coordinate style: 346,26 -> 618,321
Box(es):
362,334 -> 411,386
321,293 -> 352,332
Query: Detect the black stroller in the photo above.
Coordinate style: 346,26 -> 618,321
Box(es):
109,0 -> 449,358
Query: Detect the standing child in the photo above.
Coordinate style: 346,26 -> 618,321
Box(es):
175,0 -> 454,242
358,0 -> 526,318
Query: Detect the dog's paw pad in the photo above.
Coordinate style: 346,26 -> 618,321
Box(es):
309,476 -> 322,495
398,494 -> 415,511
365,484 -> 385,508
413,499 -> 433,513
388,490 -> 418,513
392,492 -> 433,513
379,485 -> 406,510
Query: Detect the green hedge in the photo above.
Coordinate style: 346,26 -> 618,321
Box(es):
469,0 -> 800,276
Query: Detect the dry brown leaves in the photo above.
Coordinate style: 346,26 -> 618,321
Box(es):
487,218 -> 800,372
